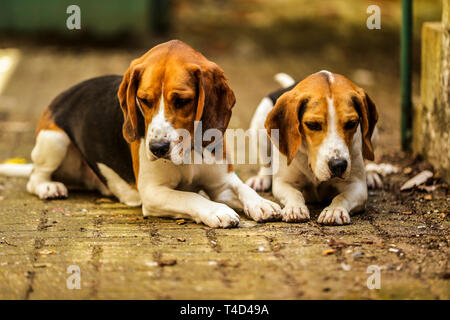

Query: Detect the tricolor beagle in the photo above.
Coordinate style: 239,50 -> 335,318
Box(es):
246,71 -> 378,225
20,40 -> 281,228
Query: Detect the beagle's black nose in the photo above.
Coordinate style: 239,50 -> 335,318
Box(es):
150,140 -> 170,158
328,158 -> 347,177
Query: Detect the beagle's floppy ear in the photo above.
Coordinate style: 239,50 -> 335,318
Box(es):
265,91 -> 308,165
194,63 -> 236,137
118,63 -> 144,143
356,89 -> 378,160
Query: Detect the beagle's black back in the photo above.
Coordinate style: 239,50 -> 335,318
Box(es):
268,82 -> 298,105
49,75 -> 145,184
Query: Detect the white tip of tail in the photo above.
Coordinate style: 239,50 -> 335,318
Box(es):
0,163 -> 33,177
274,73 -> 295,88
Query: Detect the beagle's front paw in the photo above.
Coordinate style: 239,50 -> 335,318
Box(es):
365,162 -> 399,189
366,171 -> 383,189
33,182 -> 68,200
201,204 -> 240,228
281,203 -> 310,222
317,206 -> 351,225
243,198 -> 281,222
245,175 -> 272,192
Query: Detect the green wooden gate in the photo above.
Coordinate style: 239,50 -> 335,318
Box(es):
0,0 -> 170,37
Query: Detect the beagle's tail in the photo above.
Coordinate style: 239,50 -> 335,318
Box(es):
0,163 -> 33,177
274,73 -> 295,88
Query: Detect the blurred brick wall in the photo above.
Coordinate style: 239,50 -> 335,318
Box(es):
413,0 -> 449,183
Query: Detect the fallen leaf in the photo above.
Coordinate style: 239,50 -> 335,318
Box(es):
2,157 -> 27,164
33,263 -> 51,268
158,258 -> 177,266
341,263 -> 351,271
400,170 -> 433,191
401,211 -> 413,215
39,249 -> 55,255
145,261 -> 158,267
322,249 -> 335,256
403,167 -> 413,174
329,239 -> 350,248
418,185 -> 437,192
424,194 -> 432,200
217,260 -> 241,268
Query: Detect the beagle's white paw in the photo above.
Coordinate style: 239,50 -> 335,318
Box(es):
201,204 -> 240,228
281,203 -> 310,222
365,162 -> 399,189
317,206 -> 351,225
34,182 -> 68,200
366,171 -> 383,189
243,198 -> 281,222
245,175 -> 272,192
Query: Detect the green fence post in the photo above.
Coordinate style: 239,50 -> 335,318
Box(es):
150,0 -> 172,35
401,0 -> 413,151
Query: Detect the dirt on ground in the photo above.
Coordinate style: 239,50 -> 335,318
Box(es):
0,41 -> 448,299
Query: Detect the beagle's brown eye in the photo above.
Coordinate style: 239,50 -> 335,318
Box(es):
174,98 -> 191,109
344,120 -> 359,130
304,121 -> 322,131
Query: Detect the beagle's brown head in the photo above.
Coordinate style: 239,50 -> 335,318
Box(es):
118,40 -> 235,164
265,71 -> 378,182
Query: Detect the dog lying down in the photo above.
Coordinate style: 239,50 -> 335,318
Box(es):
0,40 -> 282,228
246,71 -> 397,225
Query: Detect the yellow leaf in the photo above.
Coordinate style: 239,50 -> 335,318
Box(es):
322,249 -> 335,256
2,158 -> 27,164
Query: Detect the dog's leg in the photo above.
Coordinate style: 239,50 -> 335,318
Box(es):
272,177 -> 310,222
97,163 -> 141,207
245,129 -> 272,192
140,186 -> 240,228
27,130 -> 70,199
209,186 -> 244,211
317,179 -> 367,225
212,173 -> 281,222
246,97 -> 273,192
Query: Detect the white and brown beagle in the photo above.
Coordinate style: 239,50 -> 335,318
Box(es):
3,40 -> 281,228
246,71 -> 378,225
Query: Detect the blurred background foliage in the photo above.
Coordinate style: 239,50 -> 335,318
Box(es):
0,0 -> 442,60
171,0 -> 442,64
